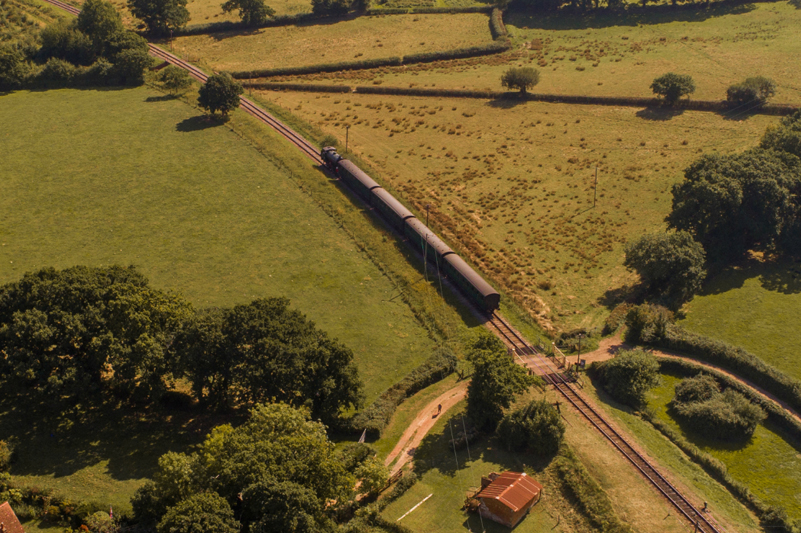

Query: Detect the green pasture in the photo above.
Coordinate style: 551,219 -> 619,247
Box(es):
0,87 -> 443,401
583,377 -> 762,532
315,1 -> 801,105
380,401 -> 559,533
680,257 -> 801,383
170,13 -> 493,73
647,373 -> 801,521
262,90 -> 776,329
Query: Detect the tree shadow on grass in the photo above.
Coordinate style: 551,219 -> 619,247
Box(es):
506,1 -> 755,31
176,115 -> 226,132
0,395 -> 233,481
596,283 -> 640,310
635,106 -> 685,121
698,256 -> 801,296
146,94 -> 177,102
485,96 -> 528,109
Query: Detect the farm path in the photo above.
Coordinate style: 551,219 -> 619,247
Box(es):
385,380 -> 469,476
586,334 -> 801,426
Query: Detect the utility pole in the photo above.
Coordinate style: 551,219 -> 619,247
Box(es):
345,125 -> 350,153
577,333 -> 583,365
593,165 -> 598,208
426,204 -> 430,227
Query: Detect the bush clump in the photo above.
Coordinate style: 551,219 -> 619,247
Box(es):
497,399 -> 564,455
592,348 -> 660,406
726,76 -> 776,108
671,374 -> 766,440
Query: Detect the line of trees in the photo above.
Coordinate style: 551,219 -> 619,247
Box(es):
624,110 -> 801,307
0,266 -> 364,423
0,0 -> 151,89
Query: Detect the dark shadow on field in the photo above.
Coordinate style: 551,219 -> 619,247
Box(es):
597,283 -> 639,310
204,12 -> 363,42
506,1 -> 755,31
0,395 -> 230,481
412,408 -> 553,479
699,256 -> 801,296
636,106 -> 685,121
146,94 -> 177,102
485,96 -> 528,109
716,105 -> 763,121
790,0 -> 800,8
176,115 -> 225,132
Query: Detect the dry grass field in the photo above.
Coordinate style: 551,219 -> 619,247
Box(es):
266,2 -> 801,106
259,90 -> 776,329
169,13 -> 493,72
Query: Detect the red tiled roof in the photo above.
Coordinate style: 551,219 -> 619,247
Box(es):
475,472 -> 542,512
0,502 -> 25,533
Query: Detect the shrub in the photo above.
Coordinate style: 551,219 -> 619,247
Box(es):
85,511 -> 115,533
650,73 -> 695,105
38,57 -> 78,84
501,66 -> 539,94
624,303 -> 673,344
0,43 -> 29,88
157,65 -> 192,94
727,76 -> 776,108
623,231 -> 706,307
0,441 -> 12,472
497,399 -> 564,455
38,22 -> 95,65
84,58 -> 115,83
311,0 -> 350,15
592,348 -> 659,406
348,346 -> 456,437
602,303 -> 631,335
112,46 -> 151,84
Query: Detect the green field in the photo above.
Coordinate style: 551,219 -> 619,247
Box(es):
170,13 -> 494,73
679,257 -> 801,383
583,378 -> 762,532
260,90 -> 776,329
647,372 -> 801,520
0,84 -> 456,513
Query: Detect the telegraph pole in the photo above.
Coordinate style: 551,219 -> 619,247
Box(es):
345,125 -> 350,153
593,165 -> 598,208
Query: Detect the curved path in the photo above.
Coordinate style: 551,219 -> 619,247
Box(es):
384,380 -> 468,476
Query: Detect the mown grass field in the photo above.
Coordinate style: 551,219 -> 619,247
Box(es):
169,13 -> 493,72
679,256 -> 801,383
647,372 -> 801,520
260,90 -> 776,329
293,2 -> 801,105
0,84 -> 456,516
583,377 -> 762,532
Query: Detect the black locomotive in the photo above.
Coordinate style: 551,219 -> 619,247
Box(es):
321,146 -> 500,312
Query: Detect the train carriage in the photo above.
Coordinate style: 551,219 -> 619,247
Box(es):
405,218 -> 452,265
442,253 -> 500,311
338,159 -> 381,202
371,188 -> 415,232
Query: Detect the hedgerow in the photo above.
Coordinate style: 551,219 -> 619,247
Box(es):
366,6 -> 491,14
640,408 -> 799,532
402,42 -> 511,64
489,7 -> 507,41
175,12 -> 334,36
346,346 -> 457,438
230,56 -> 403,79
242,81 -> 351,93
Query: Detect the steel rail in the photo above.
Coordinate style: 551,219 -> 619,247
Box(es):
486,312 -> 724,533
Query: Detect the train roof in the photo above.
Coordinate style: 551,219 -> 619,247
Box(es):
443,253 -> 499,298
406,218 -> 453,257
372,188 -> 415,220
339,159 -> 381,191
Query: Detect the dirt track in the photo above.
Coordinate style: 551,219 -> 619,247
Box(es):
384,380 -> 469,475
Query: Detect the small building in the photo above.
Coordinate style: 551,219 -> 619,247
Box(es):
0,502 -> 25,533
474,471 -> 542,529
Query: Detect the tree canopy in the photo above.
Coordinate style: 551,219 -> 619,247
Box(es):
666,148 -> 801,259
133,403 -> 352,531
726,76 -> 776,108
173,297 -> 364,421
594,348 -> 660,406
466,332 -> 535,431
158,65 -> 193,94
0,266 -> 191,405
221,0 -> 275,25
624,231 -> 706,306
501,67 -> 540,94
157,492 -> 241,533
310,0 -> 350,16
650,73 -> 695,104
497,399 -> 564,455
197,73 -> 243,116
128,0 -> 190,34
761,110 -> 801,160
76,0 -> 124,53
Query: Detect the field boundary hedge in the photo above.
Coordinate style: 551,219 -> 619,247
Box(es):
367,5 -> 492,14
243,82 -> 799,116
230,42 -> 512,79
345,347 -> 457,438
489,7 -> 507,40
649,324 -> 801,415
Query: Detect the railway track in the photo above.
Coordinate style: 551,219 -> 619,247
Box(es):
486,312 -> 725,533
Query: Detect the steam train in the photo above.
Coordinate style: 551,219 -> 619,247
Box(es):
321,147 -> 500,312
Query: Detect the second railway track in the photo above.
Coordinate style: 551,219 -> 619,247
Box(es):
486,312 -> 725,533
